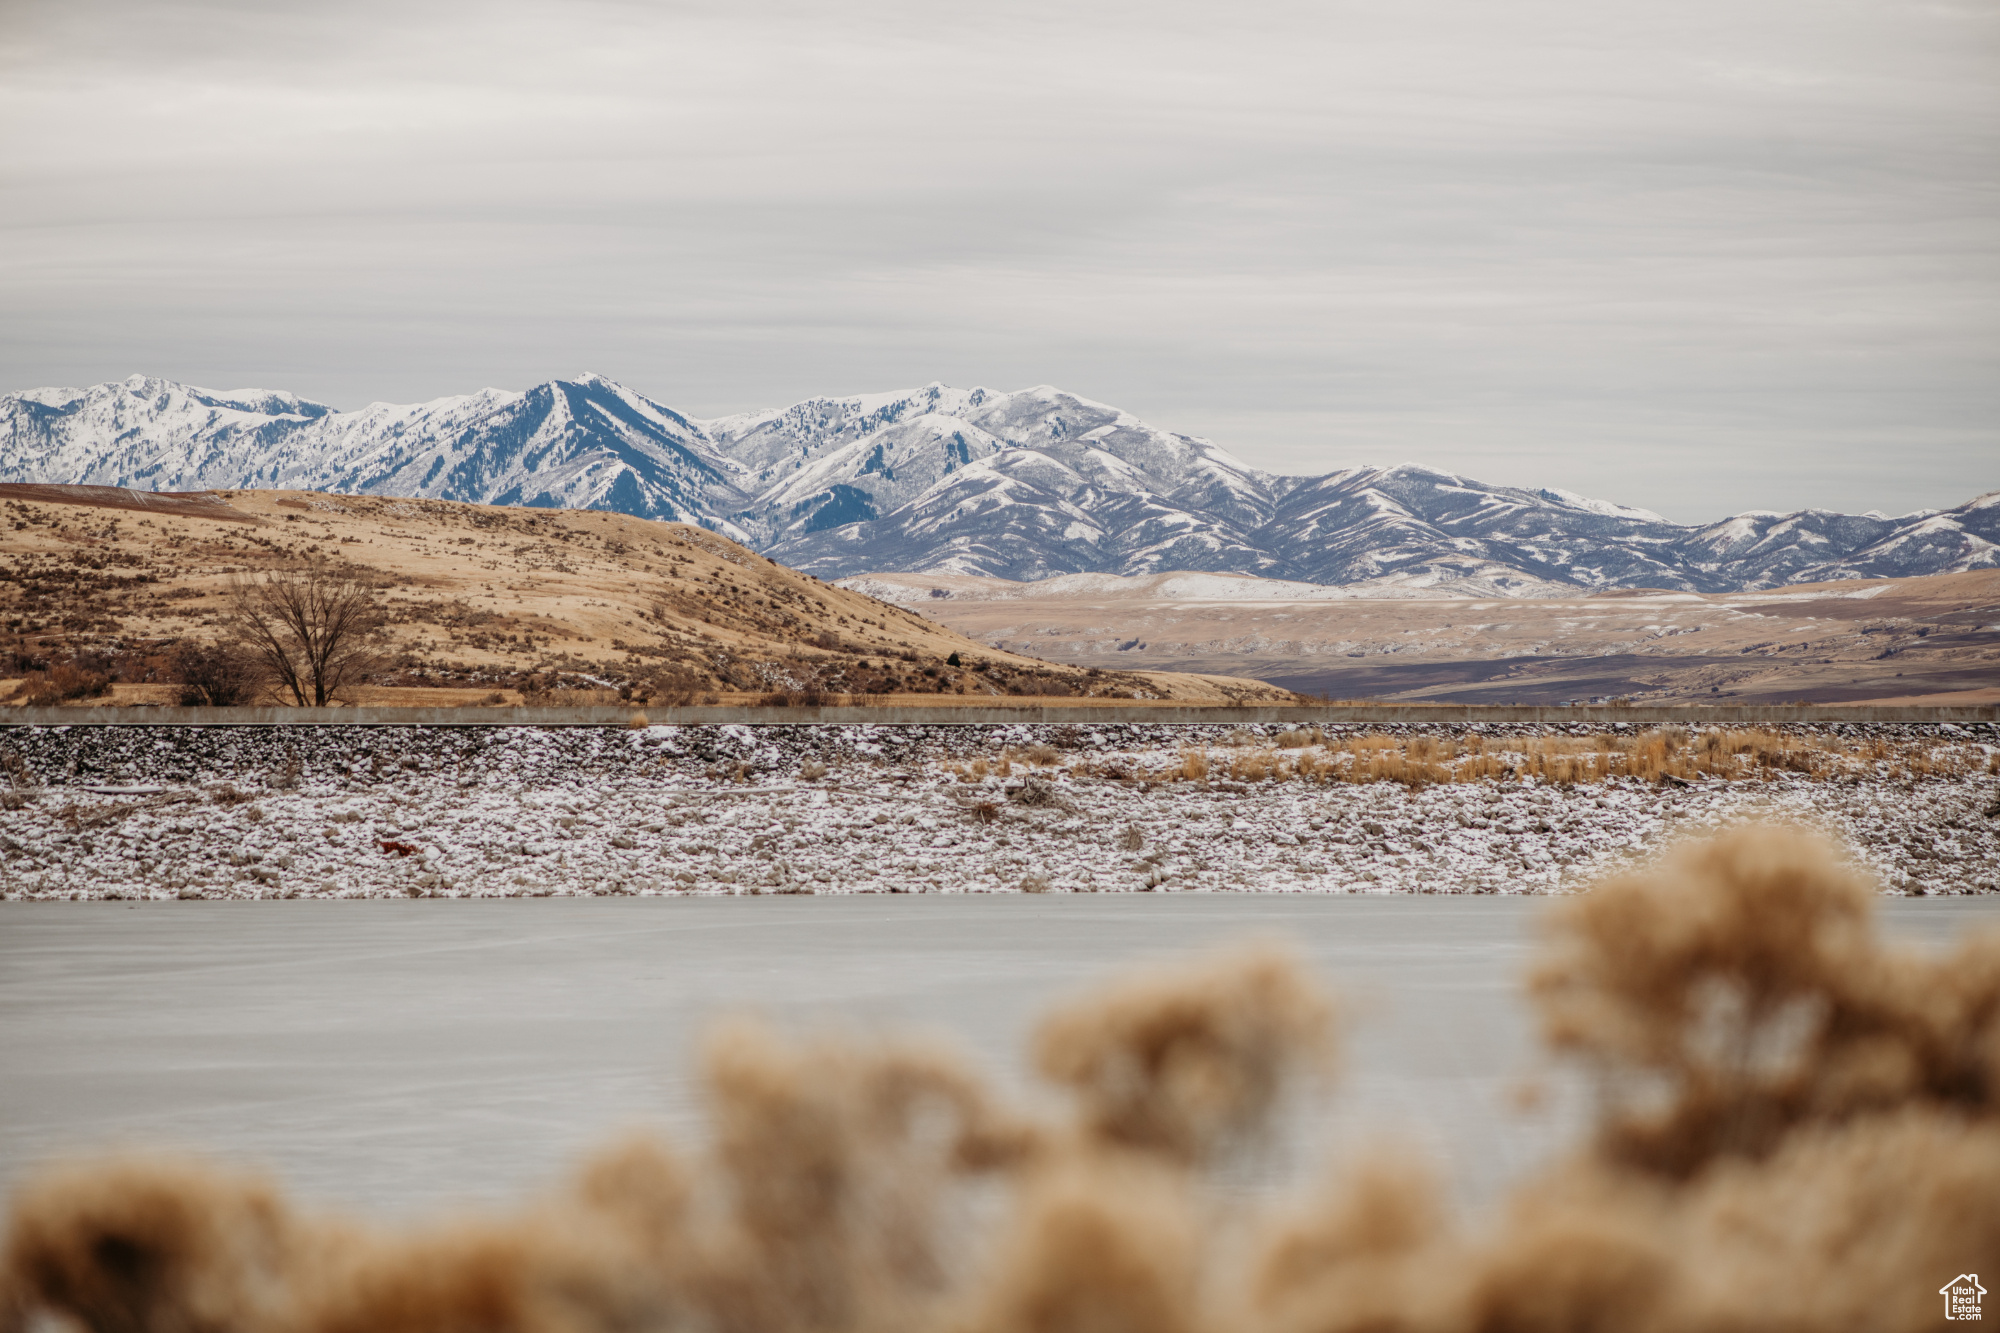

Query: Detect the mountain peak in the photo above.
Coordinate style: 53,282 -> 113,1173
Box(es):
3,373 -> 1993,595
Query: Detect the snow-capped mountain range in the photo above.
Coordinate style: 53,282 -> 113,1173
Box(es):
4,373 -> 1995,595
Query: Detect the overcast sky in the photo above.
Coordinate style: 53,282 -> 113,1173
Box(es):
2,0 -> 1994,522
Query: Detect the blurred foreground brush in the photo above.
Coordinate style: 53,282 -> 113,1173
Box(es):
5,824 -> 1999,1333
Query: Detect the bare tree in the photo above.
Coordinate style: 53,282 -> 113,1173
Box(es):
230,564 -> 385,706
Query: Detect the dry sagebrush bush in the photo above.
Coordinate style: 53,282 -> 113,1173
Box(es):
1532,823 -> 2000,1176
1249,1154 -> 1456,1333
0,1158 -> 300,1333
964,1158 -> 1202,1333
691,1020 -> 1035,1333
1457,1105 -> 2000,1333
1034,946 -> 1336,1166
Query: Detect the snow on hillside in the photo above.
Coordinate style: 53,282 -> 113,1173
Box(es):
0,373 -> 746,526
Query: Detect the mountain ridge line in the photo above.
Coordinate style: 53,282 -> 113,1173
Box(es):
5,372 -> 1995,595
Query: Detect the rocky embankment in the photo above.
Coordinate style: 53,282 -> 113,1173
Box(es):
1,724 -> 1994,899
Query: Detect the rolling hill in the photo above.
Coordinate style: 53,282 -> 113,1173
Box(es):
0,484 -> 1291,707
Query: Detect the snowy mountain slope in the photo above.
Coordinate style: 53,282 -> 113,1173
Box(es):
717,387 -> 1995,591
1678,503 -> 2000,588
0,377 -> 339,493
0,373 -> 748,528
4,373 -> 1995,594
769,447 -> 1283,584
1252,466 -> 1708,589
707,383 -> 1279,544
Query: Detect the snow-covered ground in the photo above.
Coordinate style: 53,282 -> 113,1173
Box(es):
1,724 -> 1994,900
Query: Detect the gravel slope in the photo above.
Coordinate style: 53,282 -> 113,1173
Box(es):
2,724 -> 1994,900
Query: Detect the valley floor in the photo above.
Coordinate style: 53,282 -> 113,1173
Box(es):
1,723 -> 1995,900
859,568 -> 2000,705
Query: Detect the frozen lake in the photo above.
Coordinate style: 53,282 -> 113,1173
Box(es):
4,896 -> 1997,1219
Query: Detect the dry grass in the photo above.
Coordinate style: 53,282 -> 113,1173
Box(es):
13,664 -> 111,707
7,828 -> 2000,1333
1020,728 -> 1995,789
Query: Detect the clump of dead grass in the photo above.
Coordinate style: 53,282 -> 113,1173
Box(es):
1148,727 -> 1988,790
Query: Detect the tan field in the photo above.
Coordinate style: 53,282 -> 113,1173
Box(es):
0,485 -> 1294,706
846,568 -> 2000,705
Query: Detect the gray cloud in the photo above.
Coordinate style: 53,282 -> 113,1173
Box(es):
1,0 -> 1993,521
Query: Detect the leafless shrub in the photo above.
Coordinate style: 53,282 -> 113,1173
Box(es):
230,562 -> 385,706
757,688 -> 830,708
169,640 -> 262,707
208,784 -> 253,807
970,801 -> 1000,825
0,748 -> 31,789
1006,777 -> 1073,811
526,688 -> 622,707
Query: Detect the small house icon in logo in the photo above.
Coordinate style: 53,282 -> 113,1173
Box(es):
1943,1274 -> 1986,1320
